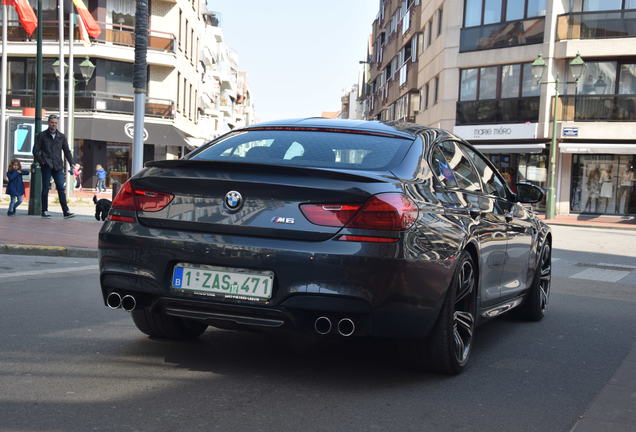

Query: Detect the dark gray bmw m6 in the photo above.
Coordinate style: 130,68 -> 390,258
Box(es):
99,118 -> 551,374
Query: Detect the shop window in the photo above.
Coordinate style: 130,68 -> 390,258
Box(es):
570,155 -> 636,215
107,143 -> 131,187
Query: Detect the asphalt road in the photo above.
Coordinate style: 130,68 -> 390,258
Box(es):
1,225 -> 635,432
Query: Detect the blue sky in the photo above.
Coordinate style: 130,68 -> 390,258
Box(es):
207,0 -> 379,121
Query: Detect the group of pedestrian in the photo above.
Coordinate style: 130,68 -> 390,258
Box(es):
4,114 -> 109,218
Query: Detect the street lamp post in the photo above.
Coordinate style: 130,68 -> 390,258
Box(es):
532,53 -> 586,220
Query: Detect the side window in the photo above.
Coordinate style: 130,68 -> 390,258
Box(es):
430,147 -> 458,188
438,141 -> 481,192
460,144 -> 509,199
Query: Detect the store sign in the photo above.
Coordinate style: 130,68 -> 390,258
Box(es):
563,127 -> 579,137
453,123 -> 538,141
123,122 -> 149,142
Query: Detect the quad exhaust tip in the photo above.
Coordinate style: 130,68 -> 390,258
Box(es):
121,295 -> 136,312
337,318 -> 355,337
314,316 -> 332,335
106,292 -> 122,309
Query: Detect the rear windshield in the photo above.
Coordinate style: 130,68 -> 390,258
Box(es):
189,130 -> 414,171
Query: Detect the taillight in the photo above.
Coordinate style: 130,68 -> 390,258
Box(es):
347,193 -> 418,231
300,193 -> 417,231
110,180 -> 174,213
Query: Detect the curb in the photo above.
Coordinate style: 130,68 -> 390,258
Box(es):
0,243 -> 98,258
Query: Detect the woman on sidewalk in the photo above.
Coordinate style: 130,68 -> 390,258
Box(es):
5,159 -> 29,216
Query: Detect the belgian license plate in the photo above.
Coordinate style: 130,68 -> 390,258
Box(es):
171,264 -> 274,300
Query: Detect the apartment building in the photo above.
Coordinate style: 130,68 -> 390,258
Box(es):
364,0 -> 636,217
2,0 -> 254,188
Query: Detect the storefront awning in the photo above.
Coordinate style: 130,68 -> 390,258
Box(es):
473,143 -> 546,154
559,143 -> 636,154
74,118 -> 189,147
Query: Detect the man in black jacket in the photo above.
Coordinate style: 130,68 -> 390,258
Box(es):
32,115 -> 75,218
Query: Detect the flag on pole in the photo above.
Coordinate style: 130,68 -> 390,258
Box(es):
2,0 -> 37,36
76,12 -> 91,47
71,0 -> 101,39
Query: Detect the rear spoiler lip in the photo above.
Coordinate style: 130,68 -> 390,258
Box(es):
237,126 -> 416,140
144,159 -> 396,183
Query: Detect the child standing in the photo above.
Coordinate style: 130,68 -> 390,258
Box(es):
6,159 -> 29,216
72,163 -> 82,190
95,164 -> 107,193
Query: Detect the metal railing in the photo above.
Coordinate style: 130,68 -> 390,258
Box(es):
6,90 -> 175,118
456,97 -> 540,125
557,10 -> 636,40
6,19 -> 175,52
559,94 -> 636,121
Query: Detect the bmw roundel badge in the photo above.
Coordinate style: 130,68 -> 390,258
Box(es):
224,190 -> 243,210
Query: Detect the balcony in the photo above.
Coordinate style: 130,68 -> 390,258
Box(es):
459,18 -> 545,52
7,20 -> 175,52
456,97 -> 540,125
557,10 -> 636,40
6,90 -> 174,119
559,95 -> 636,121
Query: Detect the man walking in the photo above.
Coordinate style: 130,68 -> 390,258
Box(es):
32,115 -> 75,218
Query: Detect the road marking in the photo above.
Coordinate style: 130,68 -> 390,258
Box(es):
0,265 -> 98,279
569,268 -> 630,283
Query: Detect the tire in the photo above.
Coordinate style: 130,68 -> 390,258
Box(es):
403,251 -> 477,375
516,242 -> 551,321
131,307 -> 208,340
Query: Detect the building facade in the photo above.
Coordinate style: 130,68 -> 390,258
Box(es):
364,0 -> 636,217
2,0 -> 254,189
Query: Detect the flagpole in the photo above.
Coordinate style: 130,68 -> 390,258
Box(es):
57,0 -> 64,132
67,11 -> 75,196
1,4 -> 8,187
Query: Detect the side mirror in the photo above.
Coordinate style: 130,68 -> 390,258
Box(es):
515,183 -> 544,204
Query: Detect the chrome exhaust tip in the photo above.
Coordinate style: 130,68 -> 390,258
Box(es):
337,318 -> 355,337
314,316 -> 332,335
121,295 -> 136,312
106,292 -> 122,309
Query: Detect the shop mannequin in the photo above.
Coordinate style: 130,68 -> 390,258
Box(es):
599,166 -> 613,213
616,163 -> 634,214
584,166 -> 601,213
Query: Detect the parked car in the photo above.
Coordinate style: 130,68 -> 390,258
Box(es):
98,118 -> 551,374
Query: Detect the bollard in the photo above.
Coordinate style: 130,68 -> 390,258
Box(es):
111,180 -> 121,201
28,162 -> 42,215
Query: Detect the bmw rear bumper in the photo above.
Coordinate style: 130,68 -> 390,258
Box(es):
98,221 -> 454,339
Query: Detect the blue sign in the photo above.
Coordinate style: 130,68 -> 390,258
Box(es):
563,127 -> 579,137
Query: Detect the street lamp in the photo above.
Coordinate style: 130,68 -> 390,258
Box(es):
532,52 -> 586,220
51,59 -> 68,79
79,57 -> 96,85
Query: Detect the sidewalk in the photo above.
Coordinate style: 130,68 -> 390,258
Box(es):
538,214 -> 636,230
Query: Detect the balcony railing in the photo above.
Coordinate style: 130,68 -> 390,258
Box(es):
456,97 -> 540,125
557,10 -> 636,40
7,20 -> 175,52
459,17 -> 545,52
559,95 -> 636,121
6,90 -> 174,118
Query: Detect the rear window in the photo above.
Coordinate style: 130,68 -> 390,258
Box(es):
189,130 -> 414,171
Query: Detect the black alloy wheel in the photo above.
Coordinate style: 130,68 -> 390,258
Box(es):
516,242 -> 551,321
423,251 -> 477,374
